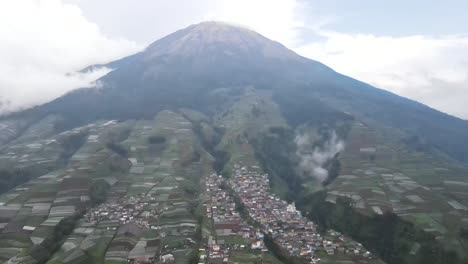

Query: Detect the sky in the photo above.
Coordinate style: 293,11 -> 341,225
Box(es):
1,0 -> 468,119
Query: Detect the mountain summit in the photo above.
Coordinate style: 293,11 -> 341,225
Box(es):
93,21 -> 327,97
144,21 -> 299,60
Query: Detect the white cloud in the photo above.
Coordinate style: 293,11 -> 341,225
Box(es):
296,31 -> 468,119
0,0 -> 141,113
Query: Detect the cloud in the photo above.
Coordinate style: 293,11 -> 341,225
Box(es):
295,130 -> 344,183
0,0 -> 141,113
295,31 -> 468,119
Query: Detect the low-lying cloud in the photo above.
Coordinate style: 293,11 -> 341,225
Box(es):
295,130 -> 344,183
0,0 -> 141,113
0,67 -> 111,113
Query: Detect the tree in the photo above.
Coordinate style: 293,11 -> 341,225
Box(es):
89,179 -> 110,205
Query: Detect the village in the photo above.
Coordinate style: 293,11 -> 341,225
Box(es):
83,193 -> 156,230
202,172 -> 268,264
4,109 -> 460,264
227,163 -> 376,264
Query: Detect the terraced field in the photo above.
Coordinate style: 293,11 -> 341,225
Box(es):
0,111 -> 214,264
329,122 -> 468,257
1,88 -> 468,264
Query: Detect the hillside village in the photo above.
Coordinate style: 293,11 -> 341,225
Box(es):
0,99 -> 467,264
202,172 -> 268,263
0,107 -> 394,264
0,103 -> 467,264
227,163 -> 378,264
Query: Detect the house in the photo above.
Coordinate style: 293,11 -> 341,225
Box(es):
160,254 -> 174,263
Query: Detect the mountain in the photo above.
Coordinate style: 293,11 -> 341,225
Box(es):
12,21 -> 468,163
1,21 -> 468,264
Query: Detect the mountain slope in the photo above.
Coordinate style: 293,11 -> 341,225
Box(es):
6,21 -> 467,164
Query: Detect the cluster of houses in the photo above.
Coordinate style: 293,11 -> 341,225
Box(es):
84,193 -> 158,229
203,173 -> 266,263
229,163 -> 375,263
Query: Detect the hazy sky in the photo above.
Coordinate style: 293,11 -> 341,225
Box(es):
1,0 -> 468,119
